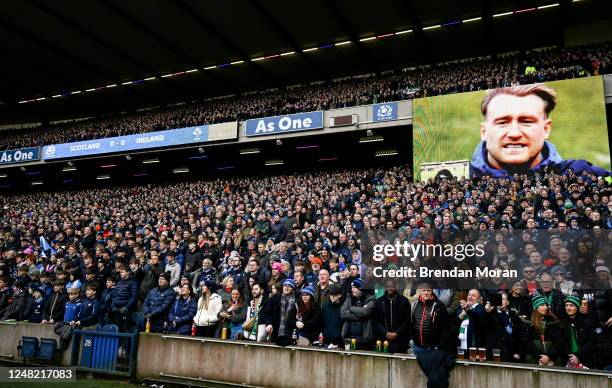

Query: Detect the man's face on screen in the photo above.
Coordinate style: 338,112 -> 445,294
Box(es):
481,93 -> 551,170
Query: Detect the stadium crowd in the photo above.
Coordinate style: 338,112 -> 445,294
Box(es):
0,164 -> 610,370
0,42 -> 610,151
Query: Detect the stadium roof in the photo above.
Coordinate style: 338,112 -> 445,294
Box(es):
0,0 -> 609,122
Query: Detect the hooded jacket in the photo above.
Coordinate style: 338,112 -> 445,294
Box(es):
470,141 -> 609,178
350,251 -> 367,279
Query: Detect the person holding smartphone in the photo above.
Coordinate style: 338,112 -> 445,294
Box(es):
483,291 -> 522,361
219,289 -> 247,339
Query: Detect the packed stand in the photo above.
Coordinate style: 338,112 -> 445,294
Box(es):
0,164 -> 610,371
0,42 -> 610,151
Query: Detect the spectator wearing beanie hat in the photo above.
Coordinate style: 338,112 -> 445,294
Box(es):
267,262 -> 286,295
595,266 -> 612,288
322,283 -> 343,348
294,285 -> 321,345
306,257 -> 323,285
523,294 -> 563,365
260,278 -> 297,346
341,278 -> 375,350
27,287 -> 46,323
143,272 -> 176,333
561,295 -> 596,368
410,282 -> 451,354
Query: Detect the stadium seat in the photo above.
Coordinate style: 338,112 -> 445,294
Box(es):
37,338 -> 59,364
17,336 -> 39,363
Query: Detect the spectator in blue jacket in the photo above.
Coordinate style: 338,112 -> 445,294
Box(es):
143,272 -> 176,333
54,287 -> 83,349
77,282 -> 100,327
38,272 -> 53,301
169,284 -> 197,335
111,266 -> 138,332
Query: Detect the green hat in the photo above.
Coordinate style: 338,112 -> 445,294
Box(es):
532,295 -> 548,310
565,295 -> 581,309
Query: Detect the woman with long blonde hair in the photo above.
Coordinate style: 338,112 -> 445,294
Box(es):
193,280 -> 222,337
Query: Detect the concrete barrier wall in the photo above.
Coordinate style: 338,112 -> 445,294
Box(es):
136,334 -> 612,388
0,321 -> 72,365
2,323 -> 611,387
2,320 -> 611,387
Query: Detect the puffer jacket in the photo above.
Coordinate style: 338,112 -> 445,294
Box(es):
411,295 -> 451,351
111,277 -> 138,311
143,285 -> 176,324
193,293 -> 222,327
168,296 -> 198,334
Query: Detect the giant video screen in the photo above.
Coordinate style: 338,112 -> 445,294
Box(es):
413,76 -> 611,181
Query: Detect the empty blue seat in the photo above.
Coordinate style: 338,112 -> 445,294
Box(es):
38,338 -> 58,361
18,336 -> 39,359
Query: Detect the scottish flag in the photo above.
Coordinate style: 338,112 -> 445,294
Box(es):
39,236 -> 56,257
